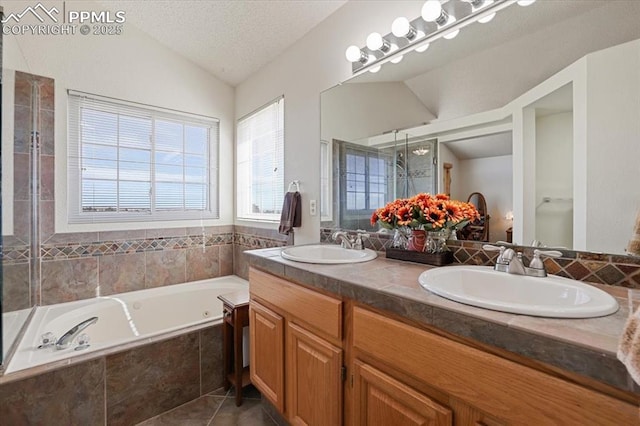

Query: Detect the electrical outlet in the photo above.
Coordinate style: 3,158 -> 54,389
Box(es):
310,199 -> 317,216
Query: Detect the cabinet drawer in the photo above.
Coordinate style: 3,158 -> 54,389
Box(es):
250,268 -> 342,343
353,306 -> 638,425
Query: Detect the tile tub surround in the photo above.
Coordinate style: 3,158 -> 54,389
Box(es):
0,325 -> 224,425
321,227 -> 640,289
2,224 -> 291,308
233,225 -> 293,280
2,226 -> 235,306
247,247 -> 640,395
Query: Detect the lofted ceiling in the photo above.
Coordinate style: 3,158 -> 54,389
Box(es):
108,0 -> 347,87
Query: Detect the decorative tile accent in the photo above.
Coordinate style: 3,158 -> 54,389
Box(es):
321,227 -> 640,289
1,246 -> 30,264
233,227 -> 292,280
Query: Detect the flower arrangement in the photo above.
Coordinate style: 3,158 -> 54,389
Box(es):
370,193 -> 480,232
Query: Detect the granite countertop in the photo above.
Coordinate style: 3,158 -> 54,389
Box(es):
246,247 -> 639,395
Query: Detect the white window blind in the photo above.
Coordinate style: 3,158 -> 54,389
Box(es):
68,90 -> 219,223
236,96 -> 284,221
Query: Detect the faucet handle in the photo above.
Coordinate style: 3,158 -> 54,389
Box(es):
483,244 -> 506,262
483,244 -> 509,271
356,229 -> 370,239
530,249 -> 562,270
354,230 -> 370,249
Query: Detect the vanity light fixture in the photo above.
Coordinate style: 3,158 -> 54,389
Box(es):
412,147 -> 430,156
346,0 -> 532,74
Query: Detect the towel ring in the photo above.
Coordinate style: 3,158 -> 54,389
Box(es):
288,180 -> 300,192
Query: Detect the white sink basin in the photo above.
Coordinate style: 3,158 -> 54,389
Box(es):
281,244 -> 377,264
418,265 -> 618,318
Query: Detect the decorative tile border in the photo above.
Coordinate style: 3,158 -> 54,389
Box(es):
1,246 -> 30,264
321,227 -> 640,289
2,233 -> 233,264
38,233 -> 233,261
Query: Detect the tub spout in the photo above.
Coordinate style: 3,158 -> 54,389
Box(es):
56,317 -> 98,350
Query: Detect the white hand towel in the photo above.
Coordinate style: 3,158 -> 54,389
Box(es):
617,302 -> 640,385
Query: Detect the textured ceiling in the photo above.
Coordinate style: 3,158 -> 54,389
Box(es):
110,0 -> 346,87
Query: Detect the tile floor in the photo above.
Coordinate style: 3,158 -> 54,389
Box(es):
137,385 -> 278,426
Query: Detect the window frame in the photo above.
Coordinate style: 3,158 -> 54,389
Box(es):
236,96 -> 285,222
67,90 -> 220,224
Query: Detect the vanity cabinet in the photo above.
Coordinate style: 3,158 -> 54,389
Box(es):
249,266 -> 638,426
249,268 -> 343,426
352,306 -> 638,426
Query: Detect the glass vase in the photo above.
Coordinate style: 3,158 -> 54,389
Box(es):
392,227 -> 409,249
426,230 -> 449,253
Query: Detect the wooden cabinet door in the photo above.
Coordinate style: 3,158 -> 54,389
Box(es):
249,301 -> 285,412
353,360 -> 452,426
287,322 -> 343,426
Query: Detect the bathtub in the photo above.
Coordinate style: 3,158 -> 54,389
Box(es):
4,275 -> 248,374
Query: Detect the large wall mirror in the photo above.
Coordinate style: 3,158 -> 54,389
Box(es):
321,0 -> 640,256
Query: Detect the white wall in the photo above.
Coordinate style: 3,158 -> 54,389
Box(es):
585,40 -> 640,254
535,112 -> 573,249
321,81 -> 434,144
1,0 -> 235,233
457,155 -> 513,243
235,1 -> 427,244
406,0 -> 640,121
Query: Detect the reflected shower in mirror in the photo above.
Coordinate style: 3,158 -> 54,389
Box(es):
325,132 -> 437,232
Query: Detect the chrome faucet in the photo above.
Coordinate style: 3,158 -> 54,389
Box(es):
483,245 -> 562,277
56,317 -> 98,350
332,231 -> 354,249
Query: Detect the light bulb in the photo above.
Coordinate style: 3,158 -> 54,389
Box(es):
421,0 -> 443,22
390,55 -> 403,64
369,65 -> 381,74
517,0 -> 536,6
415,42 -> 430,53
366,32 -> 384,51
442,15 -> 459,39
392,17 -> 411,37
345,45 -> 364,63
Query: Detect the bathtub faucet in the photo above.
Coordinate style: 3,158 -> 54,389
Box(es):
56,317 -> 98,350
